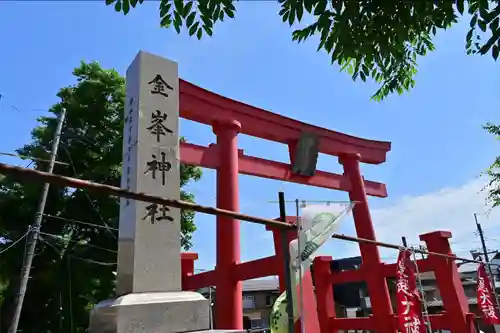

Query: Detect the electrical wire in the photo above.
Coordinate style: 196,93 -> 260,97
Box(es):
0,227 -> 32,255
43,213 -> 118,231
0,152 -> 69,166
70,255 -> 116,266
39,236 -> 116,266
67,255 -> 74,333
62,144 -> 117,240
39,231 -> 117,254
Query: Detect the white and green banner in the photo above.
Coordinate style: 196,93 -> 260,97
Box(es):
270,203 -> 355,333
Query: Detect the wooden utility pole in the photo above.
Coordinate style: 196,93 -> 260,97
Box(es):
473,213 -> 500,312
474,213 -> 495,280
8,108 -> 66,333
278,191 -> 295,333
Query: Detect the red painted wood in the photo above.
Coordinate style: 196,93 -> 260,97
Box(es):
179,79 -> 391,164
313,257 -> 336,333
180,142 -> 388,198
213,120 -> 243,330
175,77 -> 396,332
420,231 -> 477,333
339,153 -> 396,333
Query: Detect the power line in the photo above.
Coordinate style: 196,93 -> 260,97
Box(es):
39,231 -> 117,254
61,144 -> 117,240
0,152 -> 69,166
0,228 -> 32,255
39,237 -> 116,266
43,213 -> 118,231
70,255 -> 116,266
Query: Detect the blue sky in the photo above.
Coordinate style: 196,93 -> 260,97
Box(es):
1,2 -> 499,269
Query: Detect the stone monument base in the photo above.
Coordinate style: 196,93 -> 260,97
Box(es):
89,291 -> 212,333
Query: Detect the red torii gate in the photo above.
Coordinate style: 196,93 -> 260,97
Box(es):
176,79 -> 395,331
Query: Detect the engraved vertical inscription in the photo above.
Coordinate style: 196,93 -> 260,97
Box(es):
125,97 -> 134,206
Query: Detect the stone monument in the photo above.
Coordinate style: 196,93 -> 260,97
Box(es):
89,51 -> 242,333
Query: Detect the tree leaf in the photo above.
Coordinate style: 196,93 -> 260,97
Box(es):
304,0 -> 313,13
183,1 -> 193,18
360,71 -> 366,82
186,11 -> 196,27
174,10 -> 182,26
479,19 -> 487,32
314,0 -> 327,15
491,17 -> 499,33
114,0 -> 122,12
105,0 -> 115,5
493,44 -> 499,60
296,3 -> 304,22
160,0 -> 171,18
174,0 -> 183,13
196,27 -> 203,39
466,29 -> 473,43
122,0 -> 130,15
471,14 -> 478,28
224,6 -> 235,18
189,22 -> 199,36
204,25 -> 213,36
282,11 -> 289,23
160,13 -> 172,27
288,7 -> 296,25
173,11 -> 182,33
456,0 -> 465,15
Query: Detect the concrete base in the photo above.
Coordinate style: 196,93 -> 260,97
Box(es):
89,291 -> 210,333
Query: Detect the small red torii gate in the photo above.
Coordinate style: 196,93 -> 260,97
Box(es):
176,79 -> 395,331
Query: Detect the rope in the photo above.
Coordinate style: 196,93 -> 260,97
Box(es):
411,246 -> 433,333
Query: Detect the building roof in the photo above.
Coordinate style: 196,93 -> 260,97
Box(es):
242,278 -> 279,292
458,262 -> 479,273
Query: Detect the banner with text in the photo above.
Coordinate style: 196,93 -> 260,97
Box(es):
477,263 -> 500,325
270,202 -> 354,333
396,249 -> 425,333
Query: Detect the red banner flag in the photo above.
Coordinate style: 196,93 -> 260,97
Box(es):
396,249 -> 426,333
477,263 -> 500,325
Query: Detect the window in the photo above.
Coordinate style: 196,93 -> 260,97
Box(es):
266,295 -> 274,306
250,318 -> 264,328
243,295 -> 256,309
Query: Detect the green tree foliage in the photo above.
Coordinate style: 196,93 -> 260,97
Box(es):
0,62 -> 202,332
484,122 -> 500,208
106,0 -> 500,101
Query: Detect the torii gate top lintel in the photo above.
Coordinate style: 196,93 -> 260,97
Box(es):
179,79 -> 391,165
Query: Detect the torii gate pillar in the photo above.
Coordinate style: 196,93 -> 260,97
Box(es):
213,120 -> 243,330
